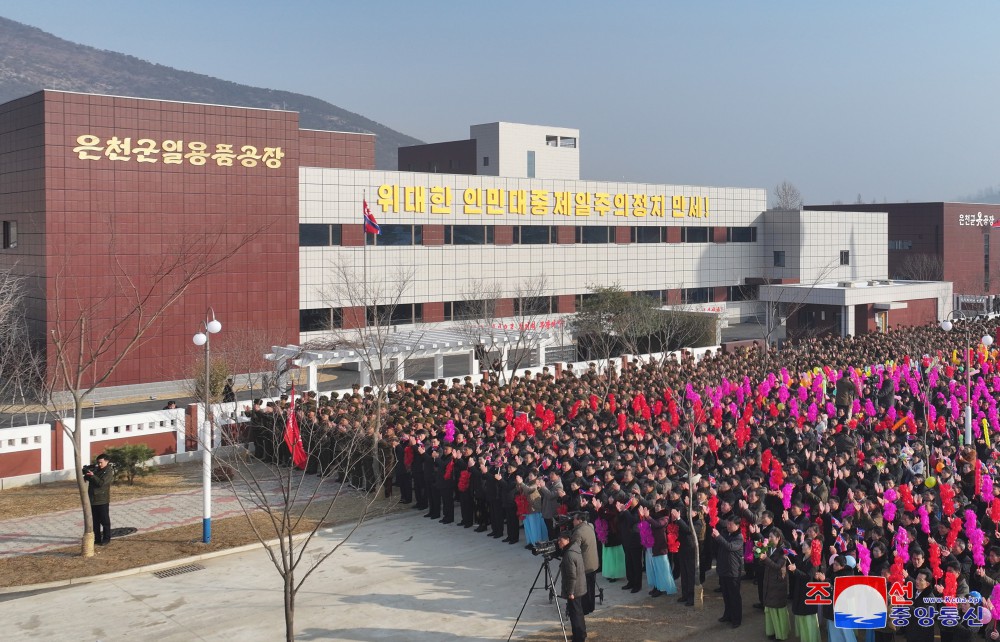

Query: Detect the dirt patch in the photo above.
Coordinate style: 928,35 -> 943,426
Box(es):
0,463 -> 201,520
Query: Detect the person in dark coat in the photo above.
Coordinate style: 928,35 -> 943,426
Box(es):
907,569 -> 937,642
760,528 -> 791,640
437,444 -> 457,524
486,462 -> 506,539
393,436 -> 412,504
411,441 -> 428,510
673,506 -> 700,607
617,495 -> 643,593
502,463 -> 520,544
85,453 -> 114,546
455,447 -> 475,527
787,539 -> 822,642
423,447 -> 441,520
472,459 -> 490,532
558,532 -> 588,642
713,517 -> 745,628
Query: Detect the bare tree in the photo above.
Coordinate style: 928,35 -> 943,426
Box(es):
665,387 -> 706,609
757,259 -> 841,357
773,181 -> 803,210
455,276 -> 549,385
311,261 -> 427,442
570,285 -> 639,398
216,325 -> 281,404
236,258 -> 426,640
0,268 -> 45,426
46,226 -> 265,558
217,401 -> 389,642
893,254 -> 944,281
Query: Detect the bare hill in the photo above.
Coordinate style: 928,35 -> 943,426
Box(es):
0,16 -> 421,168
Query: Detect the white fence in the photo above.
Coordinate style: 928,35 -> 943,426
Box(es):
0,423 -> 52,474
1,408 -> 188,489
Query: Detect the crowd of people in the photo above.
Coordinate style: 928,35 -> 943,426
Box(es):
247,317 -> 1000,642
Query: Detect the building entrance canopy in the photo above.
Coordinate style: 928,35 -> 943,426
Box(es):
266,327 -> 553,390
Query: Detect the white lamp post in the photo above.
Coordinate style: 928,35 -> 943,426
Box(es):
193,309 -> 222,543
940,315 -> 992,446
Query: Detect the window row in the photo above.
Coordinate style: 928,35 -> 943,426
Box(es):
300,223 -> 758,247
299,286 -> 761,332
299,304 -> 426,331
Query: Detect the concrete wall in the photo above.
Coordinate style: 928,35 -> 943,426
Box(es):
471,122 -> 580,180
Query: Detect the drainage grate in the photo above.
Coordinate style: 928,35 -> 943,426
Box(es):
153,563 -> 205,579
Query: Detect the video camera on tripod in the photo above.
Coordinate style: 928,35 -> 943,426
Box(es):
530,539 -> 559,559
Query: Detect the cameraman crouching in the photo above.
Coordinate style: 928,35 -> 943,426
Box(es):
557,532 -> 588,642
84,453 -> 113,546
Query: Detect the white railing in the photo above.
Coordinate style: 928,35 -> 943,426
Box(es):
61,408 -> 187,471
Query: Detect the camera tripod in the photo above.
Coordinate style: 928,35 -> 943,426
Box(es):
507,555 -> 568,642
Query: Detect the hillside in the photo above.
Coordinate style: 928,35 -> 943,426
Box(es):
0,17 -> 421,168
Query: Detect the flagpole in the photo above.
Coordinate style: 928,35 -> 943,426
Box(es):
363,190 -> 368,325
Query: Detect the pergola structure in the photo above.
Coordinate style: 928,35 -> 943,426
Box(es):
266,327 -> 554,391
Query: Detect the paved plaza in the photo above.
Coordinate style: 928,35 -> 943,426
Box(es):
2,507 -> 658,641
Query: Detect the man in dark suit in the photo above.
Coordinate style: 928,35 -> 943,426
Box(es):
713,517 -> 746,628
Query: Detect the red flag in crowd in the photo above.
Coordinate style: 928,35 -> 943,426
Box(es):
284,387 -> 308,469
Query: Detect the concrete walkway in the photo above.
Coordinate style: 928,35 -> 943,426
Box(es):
2,509 -> 655,641
0,472 -> 341,558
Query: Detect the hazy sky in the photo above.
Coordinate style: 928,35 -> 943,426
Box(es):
3,1 -> 998,204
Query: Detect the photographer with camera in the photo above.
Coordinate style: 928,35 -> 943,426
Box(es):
557,531 -> 588,642
83,453 -> 114,546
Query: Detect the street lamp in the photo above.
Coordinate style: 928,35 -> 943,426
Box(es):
940,313 -> 993,446
193,309 -> 222,544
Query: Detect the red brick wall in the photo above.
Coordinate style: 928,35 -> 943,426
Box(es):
943,204 -> 1000,294
299,130 -> 374,170
342,306 -> 365,329
889,297 -> 939,330
495,226 -> 514,245
556,295 -> 576,314
856,304 -> 875,335
92,431 -> 177,457
38,91 -> 300,389
0,449 -> 41,476
342,223 -> 365,247
423,224 -> 445,246
422,301 -> 445,323
496,298 -> 514,317
185,404 -> 199,452
666,289 -> 681,305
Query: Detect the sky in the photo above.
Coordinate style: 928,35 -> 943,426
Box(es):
3,1 -> 998,205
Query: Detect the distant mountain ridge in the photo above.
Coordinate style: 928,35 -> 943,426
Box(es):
0,16 -> 421,168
